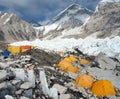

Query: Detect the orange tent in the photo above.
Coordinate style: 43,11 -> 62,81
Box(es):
69,55 -> 77,62
75,74 -> 94,88
65,65 -> 80,73
92,80 -> 116,97
21,45 -> 31,52
58,57 -> 79,73
80,59 -> 89,65
58,59 -> 71,70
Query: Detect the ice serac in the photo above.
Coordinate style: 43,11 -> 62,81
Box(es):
0,12 -> 36,45
36,4 -> 93,40
83,1 -> 120,38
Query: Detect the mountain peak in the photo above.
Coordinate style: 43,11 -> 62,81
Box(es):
48,3 -> 93,25
66,3 -> 84,10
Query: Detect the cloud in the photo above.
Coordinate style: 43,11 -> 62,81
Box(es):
0,0 -> 99,22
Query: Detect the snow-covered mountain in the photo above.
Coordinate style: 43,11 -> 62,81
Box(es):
36,1 -> 120,40
0,12 -> 36,44
48,4 -> 92,25
83,1 -> 120,38
36,4 -> 93,40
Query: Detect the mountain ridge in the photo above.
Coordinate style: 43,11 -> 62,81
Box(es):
0,12 -> 36,44
83,2 -> 120,38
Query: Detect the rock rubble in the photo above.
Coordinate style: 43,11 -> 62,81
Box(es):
0,49 -> 119,99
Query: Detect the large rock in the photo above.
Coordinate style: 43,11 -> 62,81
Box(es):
20,82 -> 33,90
20,96 -> 29,99
52,84 -> 67,94
0,82 -> 7,90
60,94 -> 70,99
0,70 -> 8,83
5,95 -> 14,99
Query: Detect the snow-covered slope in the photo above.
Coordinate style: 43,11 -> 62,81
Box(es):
11,36 -> 120,61
36,4 -> 93,40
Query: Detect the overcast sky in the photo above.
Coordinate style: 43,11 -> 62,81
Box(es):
0,0 -> 99,24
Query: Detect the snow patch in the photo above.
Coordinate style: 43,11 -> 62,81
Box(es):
62,27 -> 83,36
44,24 -> 59,35
4,14 -> 13,24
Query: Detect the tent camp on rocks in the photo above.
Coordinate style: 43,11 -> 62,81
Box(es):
0,47 -> 120,99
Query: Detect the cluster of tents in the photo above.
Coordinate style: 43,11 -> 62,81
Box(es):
3,45 -> 36,58
2,46 -> 117,97
7,45 -> 35,54
57,55 -> 116,97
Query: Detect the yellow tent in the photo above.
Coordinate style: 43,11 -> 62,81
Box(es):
69,55 -> 77,62
80,59 -> 89,65
65,65 -> 80,73
58,56 -> 79,73
92,80 -> 116,97
75,74 -> 94,88
58,59 -> 71,70
8,46 -> 21,54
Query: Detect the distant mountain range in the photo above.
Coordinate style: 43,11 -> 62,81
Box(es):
0,0 -> 120,46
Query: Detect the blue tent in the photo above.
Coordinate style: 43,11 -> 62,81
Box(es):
3,49 -> 10,58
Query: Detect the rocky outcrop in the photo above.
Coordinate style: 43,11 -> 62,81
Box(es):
0,12 -> 36,44
83,2 -> 120,38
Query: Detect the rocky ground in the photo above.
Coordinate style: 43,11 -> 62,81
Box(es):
0,49 -> 120,99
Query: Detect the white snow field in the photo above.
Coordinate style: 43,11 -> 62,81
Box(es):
10,36 -> 120,61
